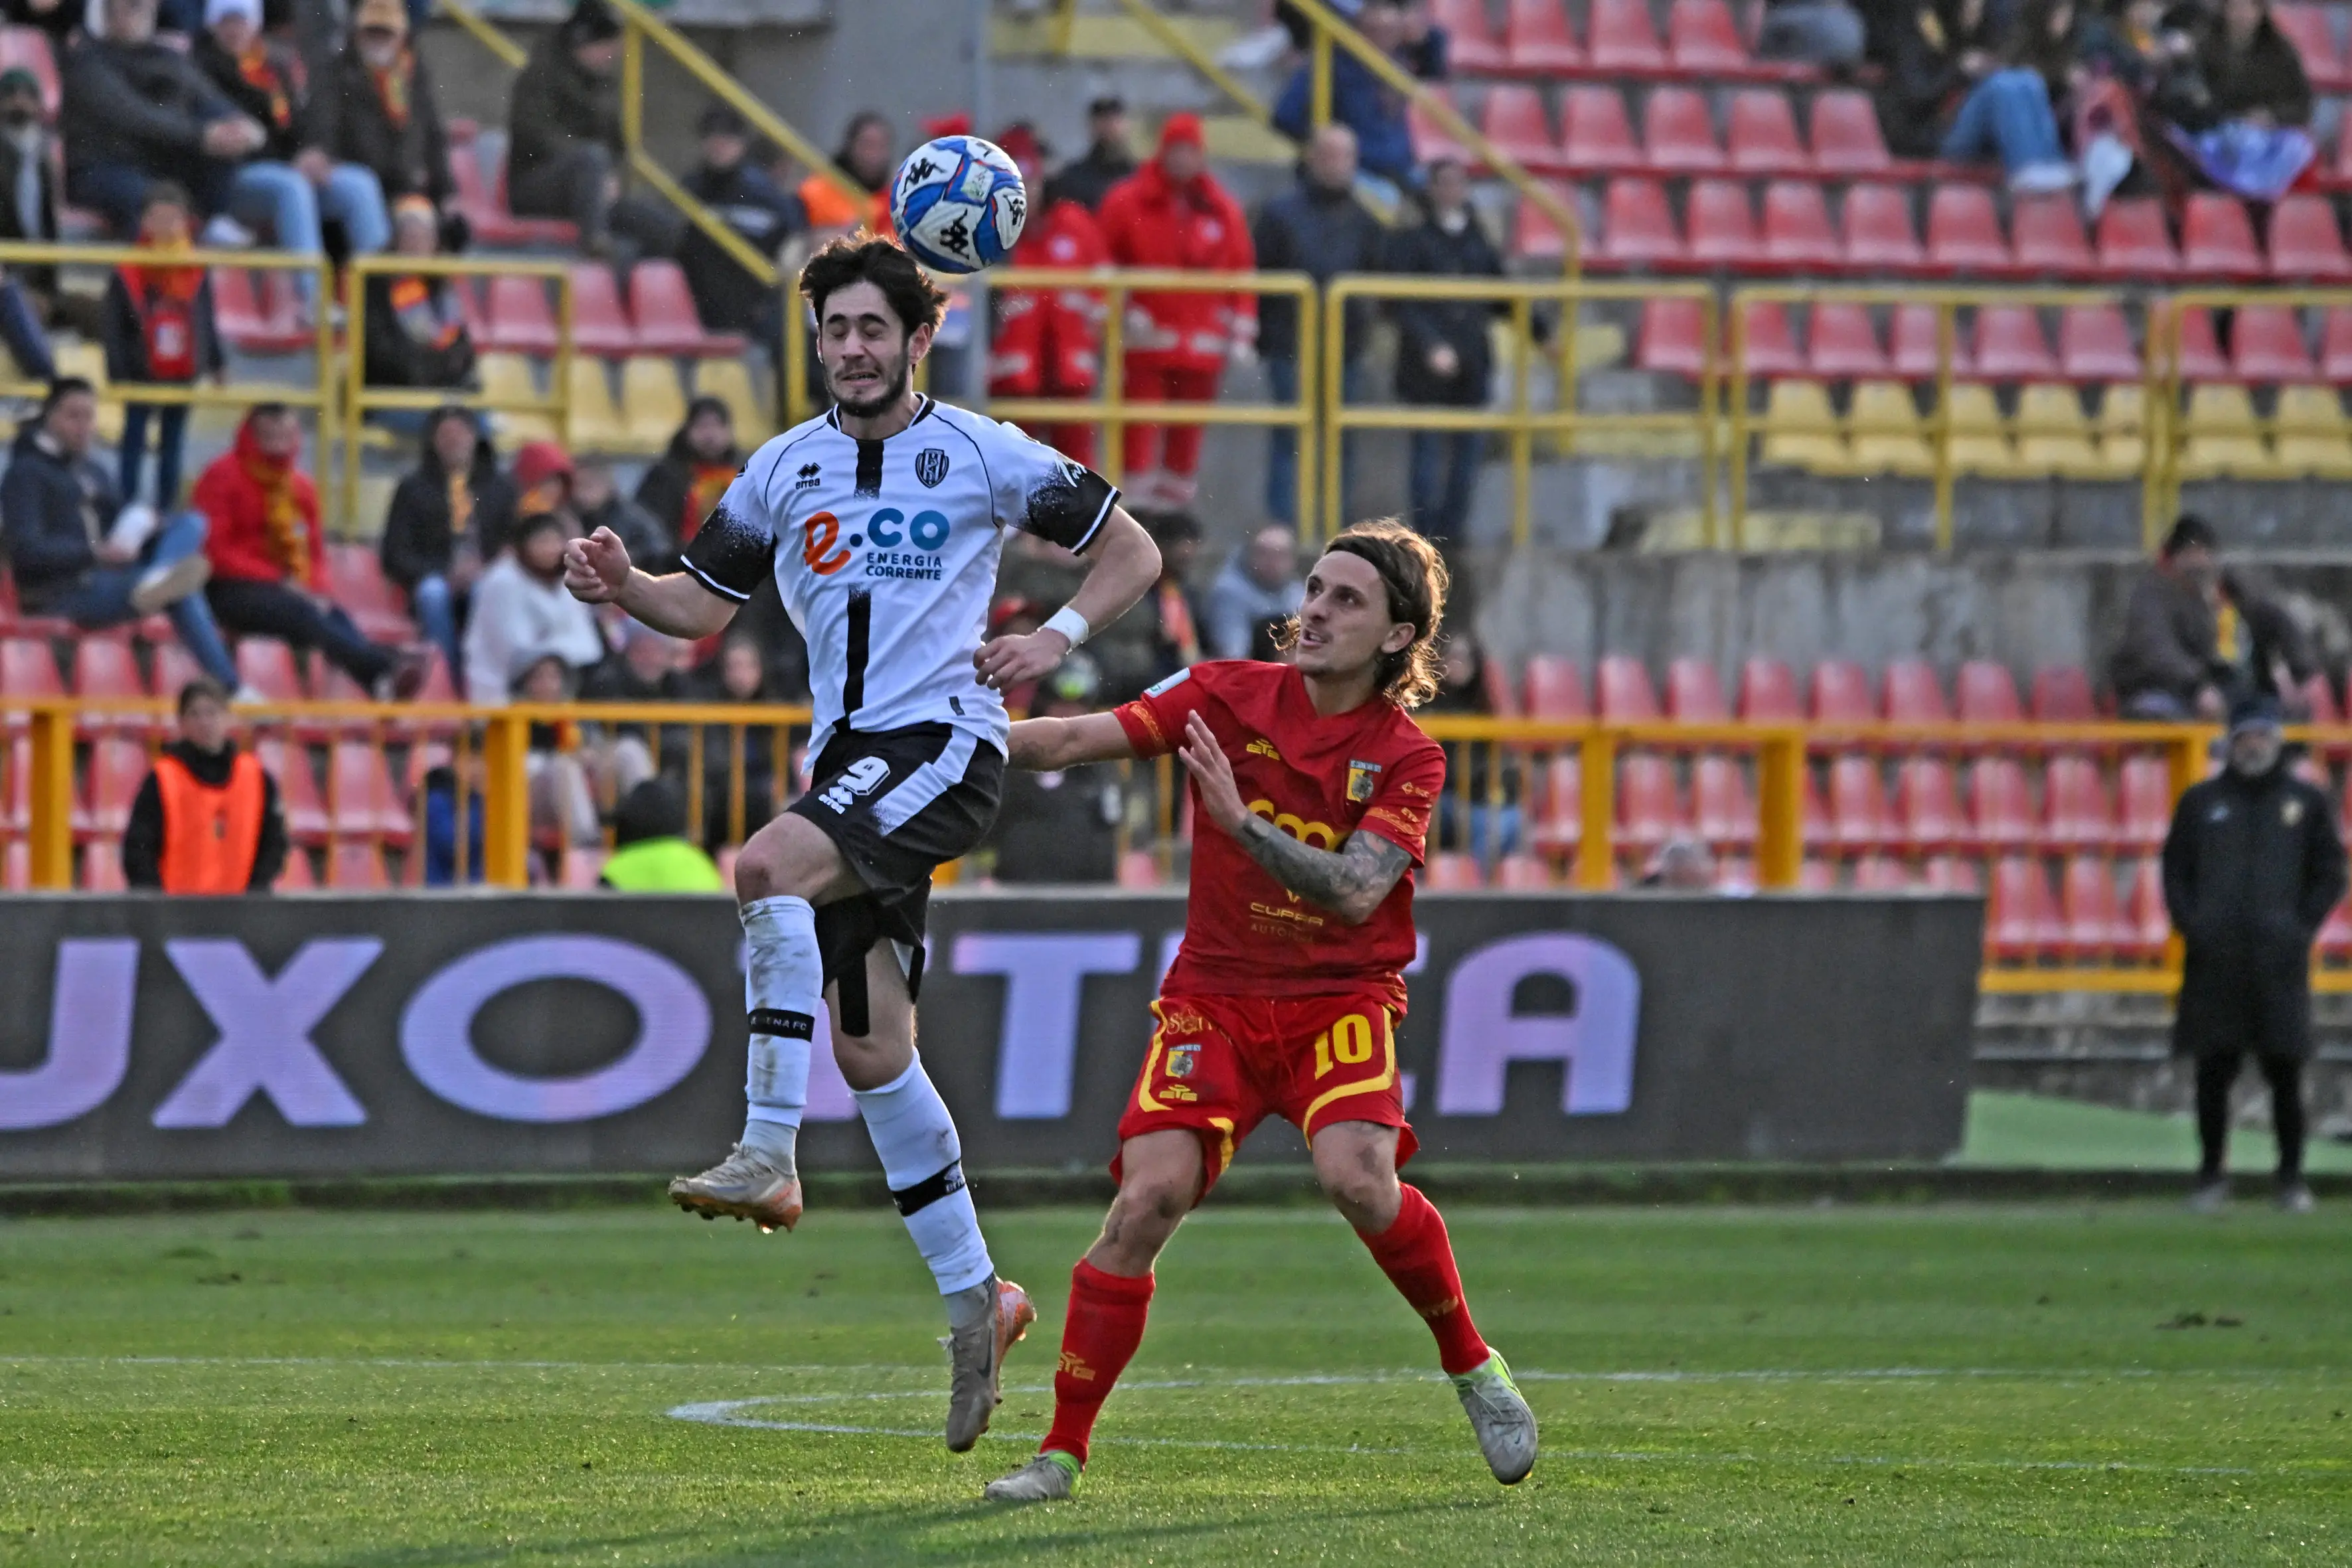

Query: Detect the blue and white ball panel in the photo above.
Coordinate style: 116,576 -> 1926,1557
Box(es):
890,135 -> 1028,275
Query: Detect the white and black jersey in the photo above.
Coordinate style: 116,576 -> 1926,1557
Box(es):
679,395 -> 1119,758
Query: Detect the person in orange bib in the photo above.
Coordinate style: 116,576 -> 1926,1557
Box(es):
122,677 -> 289,894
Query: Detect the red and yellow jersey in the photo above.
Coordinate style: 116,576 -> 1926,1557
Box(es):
1113,660 -> 1445,1005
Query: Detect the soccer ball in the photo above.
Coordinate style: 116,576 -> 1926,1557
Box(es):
890,135 -> 1028,275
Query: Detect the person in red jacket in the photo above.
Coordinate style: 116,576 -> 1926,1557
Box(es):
988,123 -> 1109,469
1095,113 -> 1255,509
197,403 -> 424,697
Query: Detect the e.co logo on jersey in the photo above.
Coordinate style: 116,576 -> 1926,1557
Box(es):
802,509 -> 953,576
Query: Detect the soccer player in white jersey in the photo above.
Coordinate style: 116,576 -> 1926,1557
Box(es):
563,234 -> 1162,1450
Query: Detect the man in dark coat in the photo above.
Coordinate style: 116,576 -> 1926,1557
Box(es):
1042,96 -> 1137,214
2163,693 -> 2347,1212
505,0 -> 675,263
62,0 -> 266,231
2112,514 -> 2232,720
378,405 -> 514,676
675,104 -> 801,335
303,0 -> 455,212
1385,157 -> 1504,544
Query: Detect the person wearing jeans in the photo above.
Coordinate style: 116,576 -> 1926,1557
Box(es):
1387,159 -> 1508,545
0,378 -> 240,688
1939,68 -> 2073,189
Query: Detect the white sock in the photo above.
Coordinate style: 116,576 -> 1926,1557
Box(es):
740,896 -> 824,1176
852,1054 -> 994,1296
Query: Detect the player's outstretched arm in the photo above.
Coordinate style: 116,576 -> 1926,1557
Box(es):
974,507 -> 1160,690
1177,711 -> 1409,925
563,526 -> 738,640
1007,711 -> 1138,771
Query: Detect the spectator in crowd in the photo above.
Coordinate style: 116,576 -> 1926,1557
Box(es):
634,396 -> 740,556
1758,0 -> 1867,64
986,652 -> 1125,884
2159,0 -> 2316,199
1044,95 -> 1136,213
1394,0 -> 1451,78
509,438 -> 575,533
0,68 -> 72,380
1877,0 -> 2063,188
578,620 -> 688,799
361,196 -> 476,399
63,0 -> 266,235
676,103 -> 802,336
420,744 -> 487,885
463,509 -> 604,705
304,0 -> 456,220
102,183 -> 222,510
570,451 -> 670,575
692,630 -> 785,850
195,0 -> 389,312
1273,0 -> 1417,192
2220,569 -> 2318,714
1252,123 -> 1382,525
2165,692 -> 2346,1214
1,376 -> 239,688
599,777 -> 726,892
1095,112 -> 1255,509
1422,633 -> 1520,865
1384,157 -> 1503,545
2113,514 -> 2231,720
507,648 -> 603,854
506,0 -> 674,264
1090,507 -> 1203,700
380,405 -> 512,682
988,123 -> 1108,467
798,108 -> 893,236
1202,523 -> 1304,661
1933,0 -> 2080,192
196,402 -> 424,695
121,676 -> 288,892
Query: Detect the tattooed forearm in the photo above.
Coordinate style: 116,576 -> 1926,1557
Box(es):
1234,820 -> 1412,924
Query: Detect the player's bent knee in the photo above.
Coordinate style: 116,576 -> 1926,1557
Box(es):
735,815 -> 849,905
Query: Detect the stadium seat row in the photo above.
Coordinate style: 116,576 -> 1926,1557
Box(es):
1488,654 -> 2111,724
1441,0 -> 1818,82
1430,82 -> 1899,179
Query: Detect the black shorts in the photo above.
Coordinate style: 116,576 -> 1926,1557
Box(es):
789,722 -> 1003,1002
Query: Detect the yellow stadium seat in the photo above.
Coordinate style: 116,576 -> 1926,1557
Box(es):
619,356 -> 689,455
2011,383 -> 2103,477
693,358 -> 775,445
2270,384 -> 2352,476
2180,384 -> 2271,479
480,353 -> 556,444
2090,382 -> 2146,476
1845,380 -> 1934,477
1940,382 -> 2020,475
52,341 -> 123,445
2274,383 -> 2347,433
563,357 -> 627,452
1759,379 -> 1846,471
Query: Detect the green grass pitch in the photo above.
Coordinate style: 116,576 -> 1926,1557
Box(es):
3,1201 -> 2348,1564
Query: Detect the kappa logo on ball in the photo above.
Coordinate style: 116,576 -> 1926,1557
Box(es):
914,448 -> 951,488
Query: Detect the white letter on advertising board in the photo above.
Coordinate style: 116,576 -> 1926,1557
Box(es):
400,936 -> 710,1122
953,933 -> 1141,1119
151,939 -> 378,1128
1435,934 -> 1641,1116
0,939 -> 139,1131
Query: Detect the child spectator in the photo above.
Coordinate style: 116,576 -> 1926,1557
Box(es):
380,406 -> 514,682
103,181 -> 222,509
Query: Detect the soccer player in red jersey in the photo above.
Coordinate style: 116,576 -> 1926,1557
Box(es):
981,520 -> 1537,1502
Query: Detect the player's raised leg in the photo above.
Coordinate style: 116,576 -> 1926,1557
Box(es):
668,814 -> 862,1231
983,1128 -> 1202,1502
1313,1120 -> 1536,1485
829,937 -> 1034,1450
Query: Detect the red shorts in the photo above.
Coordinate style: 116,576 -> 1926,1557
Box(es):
1113,990 -> 1418,1201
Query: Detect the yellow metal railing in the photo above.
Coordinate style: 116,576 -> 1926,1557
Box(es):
437,0 -> 526,68
1322,275 -> 1718,544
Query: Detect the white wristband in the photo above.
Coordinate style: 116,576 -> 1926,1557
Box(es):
1043,605 -> 1091,647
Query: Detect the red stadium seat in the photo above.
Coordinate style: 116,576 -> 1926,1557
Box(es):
1800,767 -> 1832,846
1883,659 -> 1950,723
76,738 -> 149,836
1737,657 -> 1800,720
1636,296 -> 1707,376
1853,854 -> 1914,892
274,846 -> 317,892
1808,89 -> 1891,174
1504,0 -> 1583,72
327,742 -> 412,843
1971,305 -> 2059,381
1966,756 -> 2037,853
1922,853 -> 1982,894
1691,753 -> 1755,844
2057,305 -> 2142,381
1727,90 -> 1808,175
1495,852 -> 1554,889
2060,856 -> 2127,959
2031,665 -> 2096,721
483,274 -> 560,354
1986,856 -> 2061,960
1667,0 -> 1755,72
1597,655 -> 1660,720
1827,753 -> 1890,851
489,151 -> 580,247
1425,852 -> 1485,890
1436,0 -> 1508,71
1761,181 -> 1839,270
2321,308 -> 2352,382
1666,658 -> 1729,722
257,738 -> 328,842
2094,198 -> 2181,279
2173,307 -> 2231,382
326,544 -> 416,644
1587,0 -> 1667,71
2181,194 -> 2265,279
327,840 -> 390,890
1524,655 -> 1589,719
1806,302 -> 1888,378
1895,756 -> 1965,851
234,638 -> 307,702
566,264 -> 638,356
1616,752 -> 1687,852
1735,299 -> 1804,376
4,736 -> 28,830
2121,856 -> 2169,961
1809,659 -> 1875,723
1599,178 -> 1686,268
2274,1 -> 2350,87
1531,758 -> 1583,852
1926,186 -> 2011,274
2231,305 -> 2317,382
2267,194 -> 2352,281
1,637 -> 63,720
1842,183 -> 1925,272
1559,86 -> 1636,174
1115,849 -> 1164,888
1891,302 -> 1971,378
1483,84 -> 1567,176
1508,181 -> 1577,260
560,846 -> 609,890
1685,179 -> 1761,268
1798,858 -> 1838,890
1407,90 -> 1474,169
2010,195 -> 2092,277
2116,753 -> 2173,850
2043,753 -> 2117,850
71,635 -> 150,732
1643,88 -> 1722,173
80,840 -> 125,893
210,266 -> 307,355
1956,661 -> 2022,723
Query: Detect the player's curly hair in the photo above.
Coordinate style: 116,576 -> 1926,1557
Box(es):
1275,519 -> 1450,709
799,232 -> 949,337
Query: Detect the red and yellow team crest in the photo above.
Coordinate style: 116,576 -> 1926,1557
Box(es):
1346,759 -> 1381,803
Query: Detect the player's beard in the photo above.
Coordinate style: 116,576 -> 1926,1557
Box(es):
828,350 -> 911,420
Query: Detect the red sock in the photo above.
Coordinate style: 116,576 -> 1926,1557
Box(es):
1040,1258 -> 1154,1467
1357,1184 -> 1490,1376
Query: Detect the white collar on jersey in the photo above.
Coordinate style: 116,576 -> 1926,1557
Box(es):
824,394 -> 936,436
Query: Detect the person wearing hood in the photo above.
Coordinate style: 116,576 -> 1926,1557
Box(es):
462,509 -> 605,706
1251,123 -> 1383,525
121,677 -> 289,892
633,396 -> 740,552
505,0 -> 675,264
1095,112 -> 1255,509
361,195 -> 477,396
1,376 -> 241,688
379,405 -> 514,680
988,123 -> 1109,468
1385,157 -> 1506,544
62,0 -> 266,234
195,402 -> 424,696
2164,693 -> 2347,1214
799,108 -> 894,235
506,438 -> 575,547
599,777 -> 727,892
676,103 -> 803,335
302,0 -> 455,214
